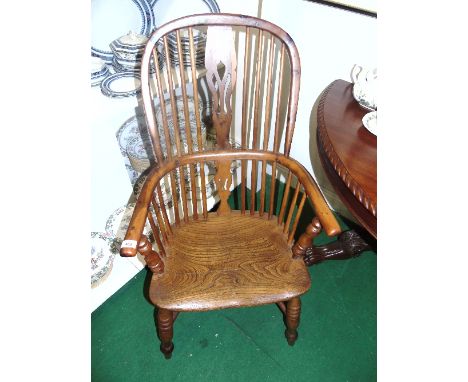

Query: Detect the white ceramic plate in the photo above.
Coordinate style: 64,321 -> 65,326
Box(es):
91,0 -> 154,63
91,232 -> 115,287
362,111 -> 377,136
152,0 -> 219,28
104,203 -> 152,252
100,72 -> 142,98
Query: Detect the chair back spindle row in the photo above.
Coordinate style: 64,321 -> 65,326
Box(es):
135,15 -> 313,253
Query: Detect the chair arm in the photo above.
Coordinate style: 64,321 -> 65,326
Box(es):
274,154 -> 342,237
119,166 -> 168,257
119,150 -> 341,258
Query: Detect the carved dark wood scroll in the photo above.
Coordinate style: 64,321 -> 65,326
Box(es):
205,26 -> 237,149
303,230 -> 371,266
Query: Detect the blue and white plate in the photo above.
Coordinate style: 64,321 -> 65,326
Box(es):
91,231 -> 115,287
151,0 -> 219,27
91,57 -> 110,87
104,203 -> 152,252
91,0 -> 155,63
100,72 -> 142,98
112,55 -> 162,73
151,0 -> 219,67
362,111 -> 377,136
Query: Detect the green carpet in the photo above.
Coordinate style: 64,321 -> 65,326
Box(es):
92,182 -> 376,381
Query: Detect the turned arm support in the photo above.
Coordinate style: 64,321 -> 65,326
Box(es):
292,217 -> 322,259
137,234 -> 164,274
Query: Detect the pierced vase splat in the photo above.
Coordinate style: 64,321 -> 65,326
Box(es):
205,26 -> 237,149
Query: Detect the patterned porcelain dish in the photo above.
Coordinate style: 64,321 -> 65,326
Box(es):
350,64 -> 377,111
100,72 -> 142,98
110,30 -> 148,60
111,56 -> 141,73
112,55 -> 161,73
91,231 -> 115,287
126,135 -> 154,173
91,0 -> 154,63
151,0 -> 220,67
362,110 -> 377,136
91,56 -> 110,86
104,203 -> 152,253
155,96 -> 206,152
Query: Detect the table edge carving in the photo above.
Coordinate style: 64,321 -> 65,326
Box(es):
317,80 -> 377,217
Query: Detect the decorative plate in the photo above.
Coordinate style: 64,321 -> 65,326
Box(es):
91,69 -> 110,87
116,113 -> 149,156
104,203 -> 152,253
151,0 -> 219,67
155,95 -> 206,152
100,72 -> 142,98
362,111 -> 377,136
110,31 -> 147,59
126,135 -> 155,173
91,56 -> 110,86
91,56 -> 106,75
152,0 -> 219,27
91,231 -> 115,287
91,0 -> 155,63
111,57 -> 140,73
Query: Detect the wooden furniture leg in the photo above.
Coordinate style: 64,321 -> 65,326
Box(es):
303,229 -> 371,266
157,308 -> 174,359
285,297 -> 301,346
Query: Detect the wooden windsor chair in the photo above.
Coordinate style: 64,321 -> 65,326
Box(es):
120,13 -> 341,359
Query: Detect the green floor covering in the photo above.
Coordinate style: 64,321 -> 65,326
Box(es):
92,183 -> 376,381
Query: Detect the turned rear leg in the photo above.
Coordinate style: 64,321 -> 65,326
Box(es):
157,308 -> 174,359
285,297 -> 301,346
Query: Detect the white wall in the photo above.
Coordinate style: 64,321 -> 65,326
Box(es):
260,0 -> 377,219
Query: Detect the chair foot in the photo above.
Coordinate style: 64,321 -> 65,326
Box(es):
157,308 -> 174,359
284,297 -> 301,346
285,329 -> 298,346
161,342 -> 174,359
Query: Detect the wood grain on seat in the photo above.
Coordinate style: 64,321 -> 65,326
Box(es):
150,212 -> 311,311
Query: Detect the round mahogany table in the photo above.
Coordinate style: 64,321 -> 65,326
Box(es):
316,79 -> 377,238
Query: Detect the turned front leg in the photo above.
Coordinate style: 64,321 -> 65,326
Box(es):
157,308 -> 174,359
138,235 -> 164,274
292,217 -> 322,259
285,297 -> 301,346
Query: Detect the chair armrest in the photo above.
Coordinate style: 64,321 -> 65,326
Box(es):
119,150 -> 341,259
119,166 -> 167,257
276,154 -> 342,237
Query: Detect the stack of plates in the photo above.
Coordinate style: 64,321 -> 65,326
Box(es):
100,72 -> 142,98
126,135 -> 155,173
362,110 -> 377,136
151,0 -> 221,67
104,203 -> 152,254
155,95 -> 206,152
125,96 -> 205,173
91,232 -> 115,287
91,56 -> 110,87
91,0 -> 154,64
110,31 -> 162,73
157,32 -> 206,68
110,31 -> 147,60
